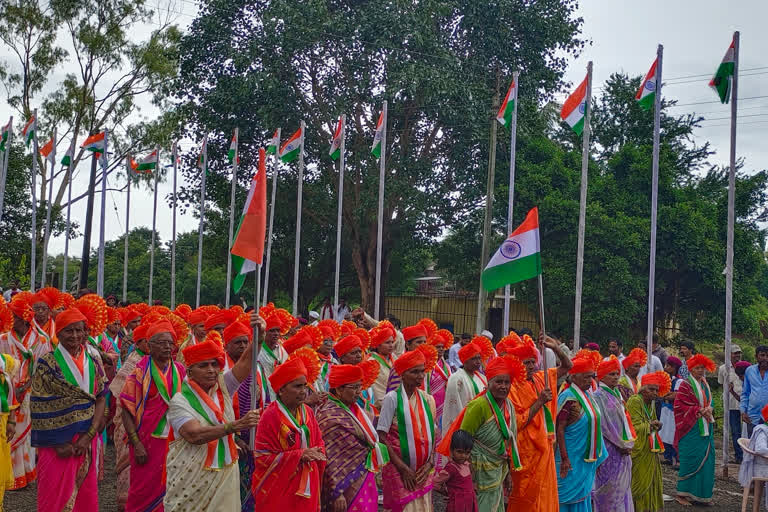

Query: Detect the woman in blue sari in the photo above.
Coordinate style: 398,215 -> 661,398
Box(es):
555,354 -> 607,512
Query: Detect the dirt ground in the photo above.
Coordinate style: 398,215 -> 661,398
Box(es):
2,444 -> 752,511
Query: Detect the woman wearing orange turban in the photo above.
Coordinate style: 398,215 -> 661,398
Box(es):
442,340 -> 489,439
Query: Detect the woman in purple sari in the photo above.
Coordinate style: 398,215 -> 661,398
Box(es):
592,356 -> 635,512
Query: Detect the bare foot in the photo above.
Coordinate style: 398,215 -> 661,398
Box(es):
675,496 -> 692,507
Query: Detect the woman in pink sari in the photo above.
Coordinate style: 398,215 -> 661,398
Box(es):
30,307 -> 108,512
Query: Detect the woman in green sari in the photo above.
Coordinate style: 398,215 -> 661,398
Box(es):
674,354 -> 716,506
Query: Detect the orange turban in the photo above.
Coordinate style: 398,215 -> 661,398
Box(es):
486,355 -> 526,382
223,321 -> 251,346
569,355 -> 597,375
55,308 -> 87,335
9,294 -> 32,321
622,348 -> 648,370
204,310 -> 236,331
31,287 -> 59,309
146,320 -> 177,343
393,350 -> 426,376
132,324 -> 148,342
640,371 -> 671,396
508,342 -> 538,362
187,308 -> 209,326
597,356 -> 621,381
328,364 -> 364,389
686,354 -> 716,373
283,330 -> 313,354
335,335 -> 362,357
264,311 -> 285,332
182,340 -> 225,368
119,308 -> 141,326
369,326 -> 395,348
268,357 -> 308,393
458,342 -> 481,364
401,324 -> 427,342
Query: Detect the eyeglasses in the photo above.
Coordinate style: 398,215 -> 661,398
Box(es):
340,384 -> 362,391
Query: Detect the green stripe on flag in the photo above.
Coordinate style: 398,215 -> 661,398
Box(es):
570,117 -> 585,136
711,62 -> 735,104
481,252 -> 541,291
637,91 -> 655,111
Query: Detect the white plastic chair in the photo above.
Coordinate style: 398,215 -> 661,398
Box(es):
740,437 -> 768,512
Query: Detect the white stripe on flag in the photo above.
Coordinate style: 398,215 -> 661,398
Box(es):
485,227 -> 540,269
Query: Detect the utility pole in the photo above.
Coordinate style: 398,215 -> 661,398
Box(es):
79,152 -> 98,291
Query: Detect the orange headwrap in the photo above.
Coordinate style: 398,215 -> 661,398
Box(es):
187,308 -> 209,326
263,310 -> 286,332
119,307 -> 142,327
318,319 -> 341,341
335,335 -> 362,357
204,309 -> 237,331
369,326 -> 395,349
223,321 -> 251,346
283,329 -> 313,355
31,287 -> 59,309
458,342 -> 481,364
269,357 -> 308,392
55,308 -> 87,335
182,340 -> 225,368
622,348 -> 648,370
640,371 -> 671,396
174,303 -> 192,321
569,355 -> 597,375
9,293 -> 32,322
401,324 -> 427,342
132,324 -> 149,342
686,354 -> 716,373
393,350 -> 426,376
328,364 -> 363,389
486,355 -> 526,383
597,356 -> 621,381
146,320 -> 178,343
359,359 -> 380,389
418,318 -> 438,338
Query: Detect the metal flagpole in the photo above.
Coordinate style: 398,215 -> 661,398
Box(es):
226,128 -> 239,307
503,73 -> 520,334
171,142 -> 178,309
292,121 -> 305,317
0,116 -> 12,224
30,110 -> 38,291
96,129 -> 108,297
374,101 -> 387,319
646,46 -> 663,372
262,129 -> 280,305
123,156 -> 131,303
148,146 -> 159,304
249,266 -> 262,450
333,115 -> 346,321
62,141 -> 73,293
572,62 -> 593,352
722,30 -> 739,478
41,128 -> 56,287
196,136 -> 208,308
538,274 -> 549,387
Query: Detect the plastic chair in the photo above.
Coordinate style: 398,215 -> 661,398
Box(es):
739,437 -> 768,512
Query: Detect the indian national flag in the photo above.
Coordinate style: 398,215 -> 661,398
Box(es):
496,79 -> 517,127
228,130 -> 238,163
709,38 -> 736,104
231,148 -> 268,293
40,137 -> 55,165
279,126 -> 302,163
129,157 -> 139,172
61,142 -> 74,166
21,116 -> 36,148
266,129 -> 279,155
482,207 -> 542,291
636,58 -> 658,111
371,110 -> 384,158
137,150 -> 158,172
81,132 -> 106,153
329,118 -> 342,160
0,119 -> 10,152
560,76 -> 588,135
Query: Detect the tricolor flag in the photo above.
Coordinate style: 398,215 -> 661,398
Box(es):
197,135 -> 208,170
371,110 -> 384,158
279,126 -> 302,163
496,79 -> 517,127
329,118 -> 342,160
81,132 -> 106,153
560,76 -> 589,135
0,119 -> 10,152
61,142 -> 74,166
21,116 -> 36,148
231,148 -> 268,293
228,130 -> 238,164
709,38 -> 736,104
266,129 -> 279,155
636,58 -> 658,111
39,137 -> 55,165
129,157 -> 139,172
482,207 -> 541,291
137,150 -> 158,172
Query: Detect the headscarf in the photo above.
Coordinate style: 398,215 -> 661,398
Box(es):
55,308 -> 87,335
393,350 -> 426,376
458,342 -> 480,364
182,339 -> 226,368
328,364 -> 363,389
223,321 -> 251,346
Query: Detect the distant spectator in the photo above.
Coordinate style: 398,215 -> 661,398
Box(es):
3,279 -> 21,301
652,334 -> 669,367
636,339 -> 664,378
742,345 -> 768,437
604,339 -> 625,375
319,296 -> 333,320
106,294 -> 118,307
334,297 -> 350,322
448,333 -> 472,371
678,340 -> 696,379
719,344 -> 744,463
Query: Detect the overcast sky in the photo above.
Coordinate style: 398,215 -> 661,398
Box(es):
2,0 -> 766,262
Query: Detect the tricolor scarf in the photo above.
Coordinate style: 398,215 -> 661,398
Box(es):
395,386 -> 434,470
465,369 -> 486,396
6,329 -> 35,383
625,376 -> 639,395
0,355 -> 17,413
261,342 -> 282,364
103,332 -> 121,368
531,377 -> 556,440
180,378 -> 238,469
686,375 -> 712,437
485,392 -> 522,470
256,363 -> 269,409
642,400 -> 664,453
318,355 -> 332,392
53,344 -> 96,395
433,359 -> 451,382
276,399 -> 313,498
327,395 -> 390,472
32,318 -> 55,346
138,358 -> 181,438
599,383 -> 636,442
370,352 -> 394,371
568,385 -> 603,462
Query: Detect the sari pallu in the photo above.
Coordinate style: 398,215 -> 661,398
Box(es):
627,395 -> 663,512
591,387 -> 634,512
674,378 -> 715,503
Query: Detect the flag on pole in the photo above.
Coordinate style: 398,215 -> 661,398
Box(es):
482,207 -> 541,291
228,130 -> 238,163
371,110 -> 384,158
266,129 -> 280,155
129,157 -> 139,172
137,150 -> 158,172
0,119 -> 11,152
40,137 -> 56,165
197,135 -> 208,170
279,127 -> 302,163
636,58 -> 658,111
496,79 -> 517,127
231,147 -> 268,293
61,142 -> 74,166
21,116 -> 36,148
329,118 -> 342,160
560,76 -> 589,135
81,132 -> 106,153
709,38 -> 736,104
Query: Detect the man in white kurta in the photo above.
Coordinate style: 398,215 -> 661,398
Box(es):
441,344 -> 486,435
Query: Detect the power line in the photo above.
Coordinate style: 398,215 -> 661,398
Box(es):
665,66 -> 768,82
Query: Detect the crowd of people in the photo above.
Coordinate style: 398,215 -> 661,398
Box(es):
2,286 -> 768,511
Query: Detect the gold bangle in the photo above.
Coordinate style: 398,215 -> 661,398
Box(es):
223,423 -> 232,434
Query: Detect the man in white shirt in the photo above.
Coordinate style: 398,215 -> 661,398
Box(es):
319,297 -> 334,321
603,339 -> 626,375
335,297 -> 350,323
635,339 -> 664,378
719,344 -> 744,462
3,280 -> 21,302
448,333 -> 472,371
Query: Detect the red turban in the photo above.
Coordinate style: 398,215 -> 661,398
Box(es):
319,325 -> 336,340
187,308 -> 209,326
182,340 -> 225,368
335,335 -> 362,357
597,356 -> 621,381
369,326 -> 395,349
328,364 -> 364,389
268,357 -> 308,392
283,330 -> 313,355
686,354 -> 716,373
223,321 -> 251,346
569,356 -> 597,375
146,320 -> 177,343
401,324 -> 427,342
393,350 -> 426,376
9,295 -> 31,321
132,324 -> 148,342
204,310 -> 236,331
264,312 -> 285,332
55,308 -> 87,335
458,342 -> 481,364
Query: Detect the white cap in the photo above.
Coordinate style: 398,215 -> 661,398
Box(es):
309,311 -> 320,320
731,344 -> 742,353
481,329 -> 493,341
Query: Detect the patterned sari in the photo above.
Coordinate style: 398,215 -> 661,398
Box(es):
674,378 -> 714,503
591,386 -> 634,512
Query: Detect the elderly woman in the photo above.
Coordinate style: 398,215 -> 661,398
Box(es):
659,356 -> 683,467
627,371 -> 669,512
120,320 -> 186,512
164,338 -> 261,511
428,330 -> 453,433
368,324 -> 396,409
317,363 -> 385,511
618,348 -> 647,400
592,356 -> 635,512
252,349 -> 327,510
555,354 -> 607,512
0,351 -> 18,506
674,354 -> 716,506
30,307 -> 108,511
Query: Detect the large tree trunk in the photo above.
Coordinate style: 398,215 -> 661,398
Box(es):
351,220 -> 388,315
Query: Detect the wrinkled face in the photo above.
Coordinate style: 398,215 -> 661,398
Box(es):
640,384 -> 659,401
608,340 -> 620,355
405,337 -> 426,352
488,374 -> 511,402
571,371 -> 594,391
12,314 -> 28,335
192,323 -> 206,339
225,336 -> 249,362
265,327 -> 281,346
318,338 -> 334,356
148,332 -> 174,362
32,302 -> 50,324
58,321 -> 87,354
690,365 -> 707,380
463,354 -> 482,374
602,370 -> 620,388
278,376 -> 308,409
377,337 -> 395,356
333,381 -> 362,407
107,321 -> 121,337
340,347 -> 363,365
523,358 -> 537,379
732,351 -> 742,364
627,362 -> 641,378
188,359 -> 220,390
402,364 -> 425,389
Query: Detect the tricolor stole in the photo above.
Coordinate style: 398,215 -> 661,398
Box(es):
0,355 -> 17,413
642,400 -> 664,453
328,395 -> 389,472
53,344 -> 96,395
142,359 -> 181,438
32,318 -> 53,346
568,385 -> 603,462
370,352 -> 394,371
486,392 -> 522,470
686,375 -> 712,436
276,400 -> 314,498
599,383 -> 637,442
180,378 -> 238,470
318,357 -> 332,391
395,386 -> 434,470
433,359 -> 451,381
532,378 -> 555,440
256,363 -> 269,409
